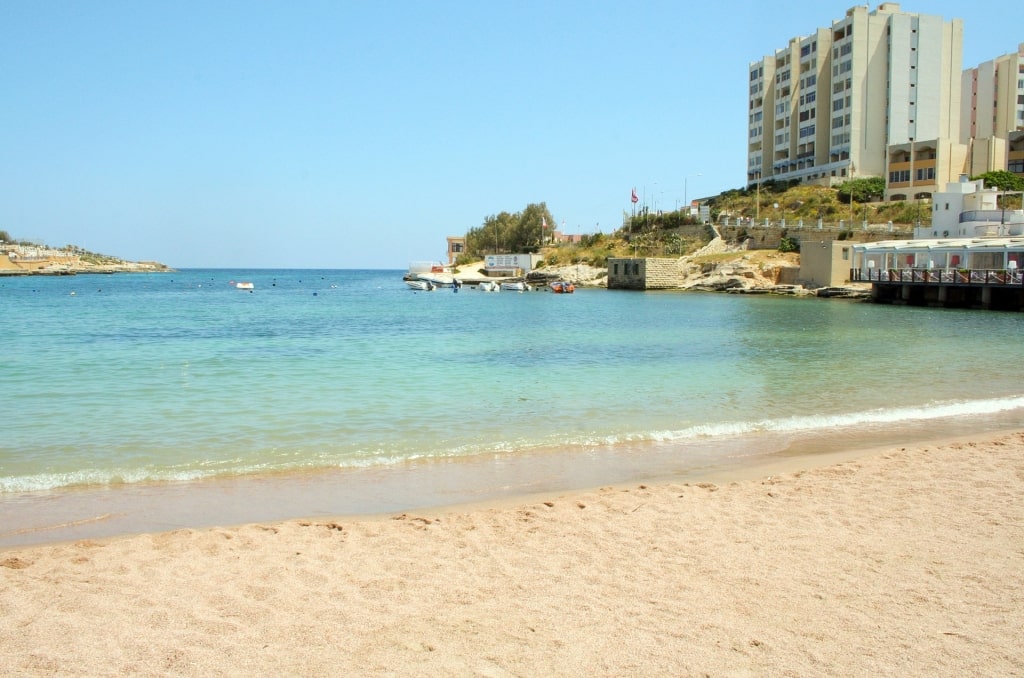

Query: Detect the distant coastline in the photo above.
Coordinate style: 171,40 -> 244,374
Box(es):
0,242 -> 172,276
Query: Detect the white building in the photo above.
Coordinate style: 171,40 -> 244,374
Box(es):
748,3 -> 965,201
914,177 -> 1024,239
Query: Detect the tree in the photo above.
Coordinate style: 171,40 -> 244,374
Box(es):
462,203 -> 556,257
971,170 -> 1024,192
778,236 -> 800,253
836,177 -> 885,203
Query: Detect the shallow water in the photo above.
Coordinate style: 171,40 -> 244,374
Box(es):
3,269 -> 1023,545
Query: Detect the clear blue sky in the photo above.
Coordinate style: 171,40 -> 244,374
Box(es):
2,1 -> 1020,268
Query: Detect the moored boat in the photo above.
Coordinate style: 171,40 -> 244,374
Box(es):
405,279 -> 435,291
549,281 -> 575,294
500,281 -> 530,292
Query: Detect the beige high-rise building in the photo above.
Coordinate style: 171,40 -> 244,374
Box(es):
747,3 -> 965,201
962,43 -> 1024,179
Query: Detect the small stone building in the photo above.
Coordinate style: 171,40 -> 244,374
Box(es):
607,258 -> 683,290
798,239 -> 854,288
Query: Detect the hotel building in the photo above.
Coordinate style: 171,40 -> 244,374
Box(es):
747,3 -> 965,201
961,43 -> 1024,180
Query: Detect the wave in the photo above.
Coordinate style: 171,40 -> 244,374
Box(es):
4,395 -> 1023,495
668,395 -> 1024,440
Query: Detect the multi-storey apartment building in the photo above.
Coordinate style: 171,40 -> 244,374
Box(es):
962,43 -> 1024,179
748,3 -> 965,201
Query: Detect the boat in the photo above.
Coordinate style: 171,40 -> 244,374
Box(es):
405,279 -> 435,291
477,281 -> 500,292
549,281 -> 575,294
417,273 -> 454,288
234,281 -> 254,290
500,281 -> 531,292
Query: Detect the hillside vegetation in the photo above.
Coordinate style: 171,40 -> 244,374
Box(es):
531,182 -> 930,269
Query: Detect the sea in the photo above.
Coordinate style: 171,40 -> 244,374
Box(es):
3,268 -> 1023,547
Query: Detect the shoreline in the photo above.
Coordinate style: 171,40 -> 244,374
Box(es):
5,417 -> 1019,551
2,430 -> 1022,674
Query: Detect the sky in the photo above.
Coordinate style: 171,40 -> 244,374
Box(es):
2,1 -> 1021,269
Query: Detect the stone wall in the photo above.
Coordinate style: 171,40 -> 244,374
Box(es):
718,224 -> 914,250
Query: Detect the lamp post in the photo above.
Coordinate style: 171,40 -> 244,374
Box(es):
684,173 -> 702,220
754,170 -> 761,224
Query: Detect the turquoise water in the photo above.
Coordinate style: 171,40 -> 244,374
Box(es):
3,269 -> 1024,540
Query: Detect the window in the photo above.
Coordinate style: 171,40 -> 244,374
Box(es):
915,167 -> 935,181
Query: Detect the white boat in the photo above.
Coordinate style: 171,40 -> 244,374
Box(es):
500,281 -> 530,292
234,281 -> 254,290
417,273 -> 455,288
477,281 -> 500,292
405,279 -> 435,291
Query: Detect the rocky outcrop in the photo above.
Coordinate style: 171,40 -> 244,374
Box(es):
528,263 -> 607,287
672,242 -> 805,294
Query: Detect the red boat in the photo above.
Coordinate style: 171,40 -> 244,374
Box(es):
549,281 -> 575,294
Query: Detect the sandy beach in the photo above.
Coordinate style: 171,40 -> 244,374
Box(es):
2,432 -> 1022,676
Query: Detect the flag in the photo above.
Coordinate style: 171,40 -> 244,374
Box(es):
631,187 -> 638,203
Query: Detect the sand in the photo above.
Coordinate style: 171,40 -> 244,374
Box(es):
1,433 -> 1022,676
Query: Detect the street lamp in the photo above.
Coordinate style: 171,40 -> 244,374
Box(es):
684,173 -> 702,218
754,170 -> 761,224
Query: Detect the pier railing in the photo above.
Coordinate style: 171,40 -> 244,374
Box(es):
850,268 -> 1024,286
